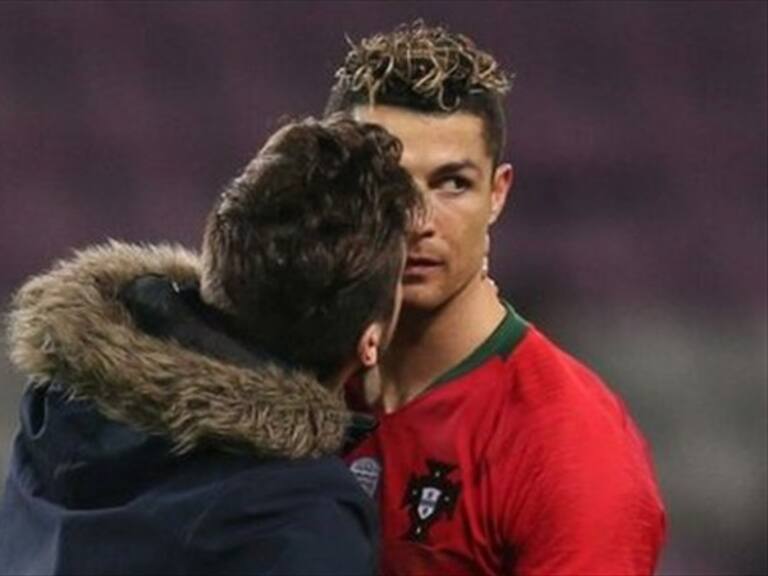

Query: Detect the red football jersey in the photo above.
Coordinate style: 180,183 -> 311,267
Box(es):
345,305 -> 666,575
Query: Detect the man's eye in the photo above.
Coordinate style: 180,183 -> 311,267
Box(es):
436,176 -> 472,194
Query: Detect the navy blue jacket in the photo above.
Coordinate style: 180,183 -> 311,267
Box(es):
0,384 -> 375,575
0,243 -> 377,575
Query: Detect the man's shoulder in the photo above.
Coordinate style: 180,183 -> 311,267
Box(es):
461,303 -> 612,403
208,454 -> 366,505
491,323 -> 662,494
504,324 -> 620,410
175,454 -> 377,574
182,454 -> 375,541
427,313 -> 626,427
487,323 -> 651,462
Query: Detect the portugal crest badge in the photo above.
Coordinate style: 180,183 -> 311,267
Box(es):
402,459 -> 461,542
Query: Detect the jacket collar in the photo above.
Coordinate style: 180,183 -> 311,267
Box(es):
7,241 -> 348,458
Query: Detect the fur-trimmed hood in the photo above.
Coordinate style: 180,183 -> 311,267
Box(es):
6,241 -> 348,458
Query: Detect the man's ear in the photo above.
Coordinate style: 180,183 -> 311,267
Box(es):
489,163 -> 514,225
357,322 -> 383,368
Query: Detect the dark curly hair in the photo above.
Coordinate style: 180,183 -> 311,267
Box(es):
325,20 -> 513,165
200,116 -> 421,381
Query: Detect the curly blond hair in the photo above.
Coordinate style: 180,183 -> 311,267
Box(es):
326,21 -> 514,163
336,21 -> 511,109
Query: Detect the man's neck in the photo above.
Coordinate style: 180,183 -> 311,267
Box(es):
378,275 -> 506,412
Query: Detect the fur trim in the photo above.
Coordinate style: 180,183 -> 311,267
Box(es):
6,241 -> 347,458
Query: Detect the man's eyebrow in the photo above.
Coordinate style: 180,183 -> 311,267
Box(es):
429,161 -> 483,179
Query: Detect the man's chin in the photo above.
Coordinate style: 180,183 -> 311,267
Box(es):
401,272 -> 483,313
401,285 -> 446,311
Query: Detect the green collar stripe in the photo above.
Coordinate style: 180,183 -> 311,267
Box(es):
433,301 -> 529,386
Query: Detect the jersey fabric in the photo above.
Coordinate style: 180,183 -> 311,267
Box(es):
345,303 -> 666,575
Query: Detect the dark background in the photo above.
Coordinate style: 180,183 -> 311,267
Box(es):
1,2 -> 765,574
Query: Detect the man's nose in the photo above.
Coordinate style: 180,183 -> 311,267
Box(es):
410,191 -> 436,240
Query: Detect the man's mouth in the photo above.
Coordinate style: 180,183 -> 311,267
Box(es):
404,256 -> 441,273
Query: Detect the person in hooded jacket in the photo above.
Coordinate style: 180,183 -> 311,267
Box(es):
0,116 -> 421,575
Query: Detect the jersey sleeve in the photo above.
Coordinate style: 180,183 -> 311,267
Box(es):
494,363 -> 666,576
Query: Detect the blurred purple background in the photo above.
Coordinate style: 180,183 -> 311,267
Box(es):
1,2 -> 765,575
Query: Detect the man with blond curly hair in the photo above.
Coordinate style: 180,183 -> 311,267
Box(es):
327,22 -> 666,575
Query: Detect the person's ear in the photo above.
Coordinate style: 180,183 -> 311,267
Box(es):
357,322 -> 383,368
489,163 -> 514,225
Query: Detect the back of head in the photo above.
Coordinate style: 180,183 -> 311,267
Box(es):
325,20 -> 513,164
201,116 -> 420,381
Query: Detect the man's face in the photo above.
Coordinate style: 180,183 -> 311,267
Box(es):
353,105 -> 512,311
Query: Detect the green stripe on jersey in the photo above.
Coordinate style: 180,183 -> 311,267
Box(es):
432,301 -> 529,386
